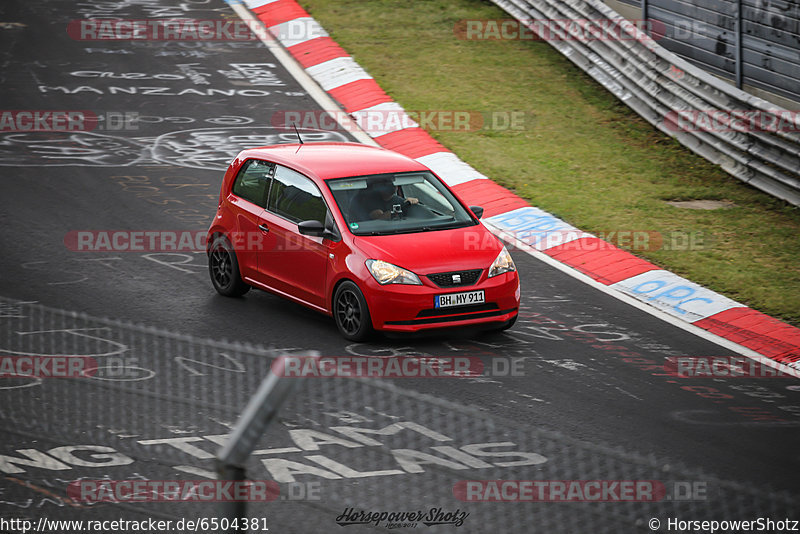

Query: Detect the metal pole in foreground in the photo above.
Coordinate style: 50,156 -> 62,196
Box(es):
216,351 -> 320,533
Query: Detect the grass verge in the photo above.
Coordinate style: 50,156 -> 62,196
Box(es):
300,0 -> 800,327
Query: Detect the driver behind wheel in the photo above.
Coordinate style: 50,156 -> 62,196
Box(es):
350,177 -> 418,221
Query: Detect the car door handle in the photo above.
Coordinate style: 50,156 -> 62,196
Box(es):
258,223 -> 269,233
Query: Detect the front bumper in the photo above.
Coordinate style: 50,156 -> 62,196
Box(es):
363,271 -> 520,332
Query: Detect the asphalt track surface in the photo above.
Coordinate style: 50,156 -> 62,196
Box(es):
0,1 -> 798,532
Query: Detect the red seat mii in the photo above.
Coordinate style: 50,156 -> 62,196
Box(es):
207,142 -> 520,340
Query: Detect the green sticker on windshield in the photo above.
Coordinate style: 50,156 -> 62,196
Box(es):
350,222 -> 359,229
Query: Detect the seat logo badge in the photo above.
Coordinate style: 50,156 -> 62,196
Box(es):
452,274 -> 462,284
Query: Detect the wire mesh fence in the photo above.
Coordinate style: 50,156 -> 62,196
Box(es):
0,297 -> 795,532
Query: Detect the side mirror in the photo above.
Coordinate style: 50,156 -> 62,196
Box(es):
469,205 -> 484,219
298,220 -> 340,241
298,220 -> 326,237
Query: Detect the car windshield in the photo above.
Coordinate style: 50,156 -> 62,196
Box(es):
327,172 -> 477,235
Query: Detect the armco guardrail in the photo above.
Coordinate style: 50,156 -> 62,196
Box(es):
490,0 -> 800,206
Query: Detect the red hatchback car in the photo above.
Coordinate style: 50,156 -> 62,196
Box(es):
206,142 -> 520,340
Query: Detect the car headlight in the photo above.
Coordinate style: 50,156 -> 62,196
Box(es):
365,259 -> 422,285
488,246 -> 516,278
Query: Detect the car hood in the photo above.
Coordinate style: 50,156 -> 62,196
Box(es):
351,223 -> 504,275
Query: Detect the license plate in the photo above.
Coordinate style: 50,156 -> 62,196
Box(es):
435,290 -> 485,308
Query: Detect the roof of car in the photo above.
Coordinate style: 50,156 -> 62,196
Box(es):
238,142 -> 429,181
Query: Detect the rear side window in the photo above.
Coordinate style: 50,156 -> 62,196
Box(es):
232,159 -> 274,207
268,164 -> 327,224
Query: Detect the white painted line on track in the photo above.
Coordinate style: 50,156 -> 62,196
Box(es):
228,1 -> 378,147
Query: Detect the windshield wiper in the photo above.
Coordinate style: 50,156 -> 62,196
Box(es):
360,222 -> 468,236
428,222 -> 469,231
366,229 -> 409,235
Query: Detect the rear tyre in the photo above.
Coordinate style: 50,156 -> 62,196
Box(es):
208,236 -> 250,297
333,281 -> 373,341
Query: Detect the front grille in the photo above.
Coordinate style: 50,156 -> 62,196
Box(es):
427,269 -> 482,288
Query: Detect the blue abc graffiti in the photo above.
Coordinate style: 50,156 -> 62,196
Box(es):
628,279 -> 714,315
488,207 -> 582,248
615,271 -> 743,321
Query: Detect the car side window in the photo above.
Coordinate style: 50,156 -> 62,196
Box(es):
231,159 -> 274,208
268,164 -> 327,225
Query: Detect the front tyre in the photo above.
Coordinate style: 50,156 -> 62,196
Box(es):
208,236 -> 250,297
333,281 -> 373,341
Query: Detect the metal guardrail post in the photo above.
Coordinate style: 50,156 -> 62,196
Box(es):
216,351 -> 320,533
735,0 -> 743,88
641,0 -> 648,34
